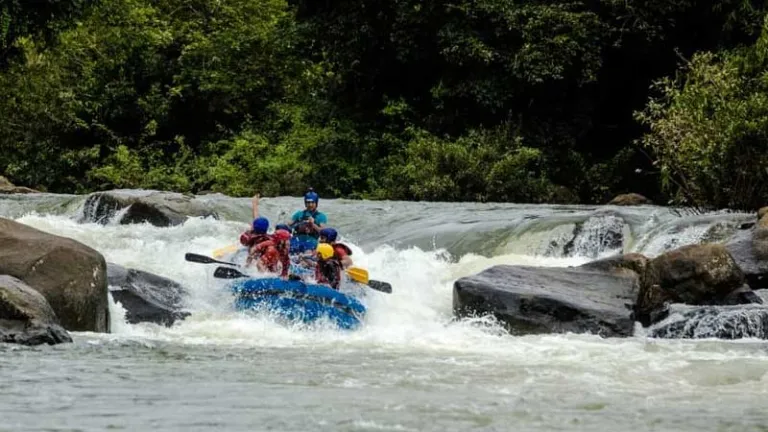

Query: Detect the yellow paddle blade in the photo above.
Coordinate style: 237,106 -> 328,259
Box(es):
346,267 -> 369,284
212,244 -> 239,259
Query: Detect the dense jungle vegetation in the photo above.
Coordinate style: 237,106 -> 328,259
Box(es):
1,0 -> 767,209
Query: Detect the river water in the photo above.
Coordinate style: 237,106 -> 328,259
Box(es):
1,192 -> 767,431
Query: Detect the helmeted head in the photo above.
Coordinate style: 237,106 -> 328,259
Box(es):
272,229 -> 291,243
316,243 -> 334,260
304,188 -> 319,211
275,223 -> 291,233
252,217 -> 269,234
319,227 -> 338,243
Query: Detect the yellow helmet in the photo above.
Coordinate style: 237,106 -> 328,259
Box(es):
316,243 -> 334,260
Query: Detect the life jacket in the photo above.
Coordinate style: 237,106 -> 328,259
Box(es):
249,239 -> 280,273
332,243 -> 352,260
270,236 -> 291,278
292,210 -> 320,237
315,258 -> 343,290
240,231 -> 271,247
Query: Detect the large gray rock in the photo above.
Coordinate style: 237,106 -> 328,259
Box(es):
725,229 -> 768,289
453,263 -> 641,337
79,190 -> 218,226
0,218 -> 110,332
107,263 -> 190,326
636,244 -> 750,326
0,275 -> 72,345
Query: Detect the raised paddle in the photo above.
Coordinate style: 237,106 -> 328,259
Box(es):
185,252 -> 238,267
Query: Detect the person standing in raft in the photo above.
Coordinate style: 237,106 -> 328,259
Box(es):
288,188 -> 328,251
315,243 -> 343,290
318,227 -> 353,269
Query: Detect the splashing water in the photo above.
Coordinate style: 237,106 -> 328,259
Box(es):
2,194 -> 768,431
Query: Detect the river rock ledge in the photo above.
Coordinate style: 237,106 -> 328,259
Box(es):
453,244 -> 762,338
79,190 -> 218,226
0,218 -> 110,333
0,275 -> 72,345
107,263 -> 190,326
452,260 -> 641,337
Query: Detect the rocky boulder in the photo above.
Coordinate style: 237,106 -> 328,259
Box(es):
607,193 -> 652,206
0,218 -> 110,332
725,229 -> 768,289
636,244 -> 752,326
107,263 -> 190,326
0,275 -> 72,345
79,190 -> 218,226
0,176 -> 38,194
453,263 -> 641,337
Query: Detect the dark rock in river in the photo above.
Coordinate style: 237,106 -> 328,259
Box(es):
107,263 -> 190,326
0,275 -> 72,345
636,244 -> 750,326
0,218 -> 110,332
80,190 -> 218,226
453,263 -> 641,337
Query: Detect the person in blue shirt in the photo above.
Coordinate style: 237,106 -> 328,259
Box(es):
288,188 -> 328,252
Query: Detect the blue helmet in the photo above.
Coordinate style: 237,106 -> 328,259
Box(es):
304,189 -> 319,204
252,217 -> 269,234
319,227 -> 338,242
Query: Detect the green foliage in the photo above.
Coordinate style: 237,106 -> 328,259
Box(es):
380,126 -> 556,202
637,16 -> 768,209
0,0 -> 767,205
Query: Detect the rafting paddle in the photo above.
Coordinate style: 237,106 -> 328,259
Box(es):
346,267 -> 393,294
185,253 -> 238,267
213,266 -> 248,279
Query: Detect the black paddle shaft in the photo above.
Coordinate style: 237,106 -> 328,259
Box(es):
185,253 -> 237,267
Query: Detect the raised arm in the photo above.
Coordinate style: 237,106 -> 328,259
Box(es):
251,194 -> 260,219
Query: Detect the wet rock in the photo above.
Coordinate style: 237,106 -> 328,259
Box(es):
580,253 -> 649,277
607,193 -> 652,206
649,304 -> 768,339
453,264 -> 640,337
79,190 -> 218,226
0,218 -> 110,332
0,176 -> 38,194
0,275 -> 72,345
725,229 -> 768,289
636,244 -> 748,326
107,263 -> 190,326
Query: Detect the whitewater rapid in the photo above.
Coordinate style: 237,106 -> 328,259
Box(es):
3,195 -> 768,431
10,211 -> 591,349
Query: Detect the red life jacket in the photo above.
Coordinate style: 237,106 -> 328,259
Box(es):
249,239 -> 280,273
240,231 -> 271,247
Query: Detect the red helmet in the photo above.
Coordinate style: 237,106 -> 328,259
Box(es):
272,229 -> 291,242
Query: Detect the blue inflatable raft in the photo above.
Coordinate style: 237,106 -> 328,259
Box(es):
229,277 -> 366,330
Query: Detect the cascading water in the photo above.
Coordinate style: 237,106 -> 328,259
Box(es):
2,191 -> 768,431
